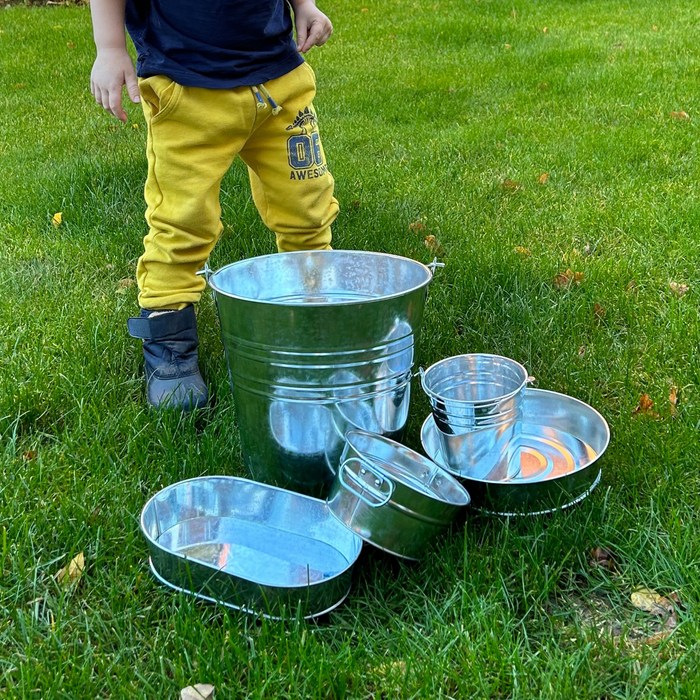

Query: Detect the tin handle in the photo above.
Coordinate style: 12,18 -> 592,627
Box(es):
339,457 -> 394,508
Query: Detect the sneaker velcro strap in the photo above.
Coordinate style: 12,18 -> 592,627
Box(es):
127,306 -> 196,339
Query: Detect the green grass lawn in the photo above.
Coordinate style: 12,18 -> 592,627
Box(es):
2,0 -> 700,697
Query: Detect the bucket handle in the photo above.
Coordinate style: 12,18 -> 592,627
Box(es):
339,457 -> 394,508
427,258 -> 445,276
195,261 -> 213,283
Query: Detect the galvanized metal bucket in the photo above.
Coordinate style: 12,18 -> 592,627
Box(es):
420,354 -> 530,479
209,251 -> 436,496
327,430 -> 470,560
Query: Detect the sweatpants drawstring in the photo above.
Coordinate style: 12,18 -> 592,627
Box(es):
251,84 -> 282,115
251,85 -> 266,110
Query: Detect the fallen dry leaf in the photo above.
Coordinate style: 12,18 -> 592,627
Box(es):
670,110 -> 690,121
626,280 -> 637,291
653,25 -> 658,31
350,200 -> 361,209
66,41 -> 76,49
55,552 -> 85,588
52,212 -> 63,227
514,246 -> 531,257
118,278 -> 135,289
669,385 -> 679,416
14,83 -> 27,89
669,281 -> 689,297
553,269 -> 584,289
543,26 -> 548,33
361,7 -> 368,11
633,393 -> 660,419
636,394 -> 654,412
501,179 -> 522,191
594,303 -> 606,320
408,221 -> 427,233
181,684 -> 215,700
669,385 -> 678,406
23,450 -> 38,461
631,587 -> 675,618
578,345 -> 586,357
537,173 -> 549,184
424,235 -> 445,256
504,43 -> 511,50
589,547 -> 618,572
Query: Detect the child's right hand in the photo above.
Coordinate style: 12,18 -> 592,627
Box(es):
90,48 -> 141,123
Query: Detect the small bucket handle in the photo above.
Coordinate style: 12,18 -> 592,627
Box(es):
339,457 -> 395,508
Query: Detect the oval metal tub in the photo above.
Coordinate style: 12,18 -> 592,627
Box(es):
141,477 -> 363,619
420,389 -> 610,516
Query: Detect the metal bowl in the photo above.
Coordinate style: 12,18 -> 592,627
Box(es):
141,477 -> 363,619
327,430 -> 471,559
420,389 -> 610,515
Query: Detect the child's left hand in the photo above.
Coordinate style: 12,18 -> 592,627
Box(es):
292,0 -> 333,53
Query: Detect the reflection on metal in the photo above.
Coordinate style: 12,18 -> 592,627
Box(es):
421,354 -> 530,478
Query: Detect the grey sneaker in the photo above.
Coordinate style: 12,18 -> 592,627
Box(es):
127,305 -> 208,411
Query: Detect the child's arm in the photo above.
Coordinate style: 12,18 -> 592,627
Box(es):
89,0 -> 140,123
290,0 -> 333,53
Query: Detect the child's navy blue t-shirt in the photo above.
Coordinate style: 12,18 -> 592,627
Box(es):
125,0 -> 304,88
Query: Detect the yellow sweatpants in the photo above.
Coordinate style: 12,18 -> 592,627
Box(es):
136,62 -> 339,310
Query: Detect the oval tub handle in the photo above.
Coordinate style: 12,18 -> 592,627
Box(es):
339,457 -> 395,508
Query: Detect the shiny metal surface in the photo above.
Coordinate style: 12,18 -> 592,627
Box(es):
209,251 -> 432,496
327,430 -> 470,560
141,476 -> 362,619
420,389 -> 610,515
420,354 -> 529,478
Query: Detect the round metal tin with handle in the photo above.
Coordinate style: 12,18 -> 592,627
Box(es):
208,250 -> 438,497
327,430 -> 471,560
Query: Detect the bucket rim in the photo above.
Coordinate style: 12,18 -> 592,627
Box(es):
208,250 -> 433,307
421,353 -> 529,405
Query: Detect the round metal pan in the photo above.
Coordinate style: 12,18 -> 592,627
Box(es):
420,389 -> 609,516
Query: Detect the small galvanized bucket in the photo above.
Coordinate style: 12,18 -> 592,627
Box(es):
327,430 -> 470,560
420,354 -> 530,479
